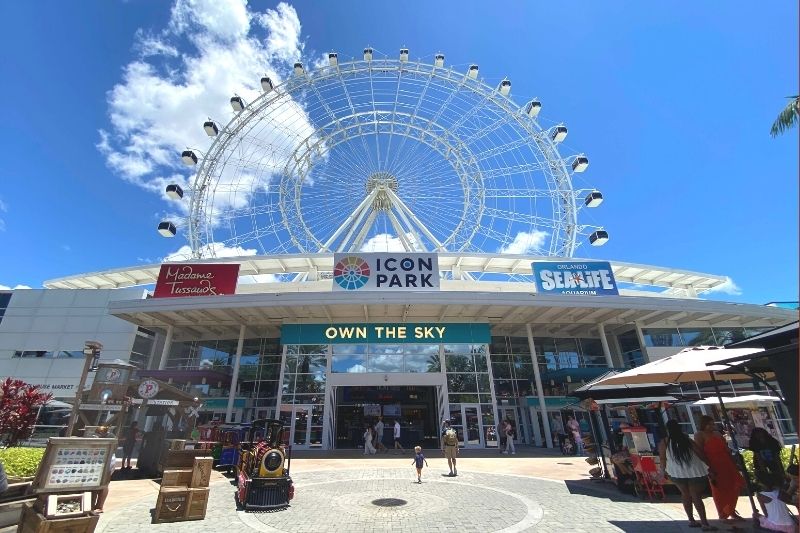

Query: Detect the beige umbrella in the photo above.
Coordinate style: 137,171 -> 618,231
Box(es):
594,346 -> 765,386
693,394 -> 781,406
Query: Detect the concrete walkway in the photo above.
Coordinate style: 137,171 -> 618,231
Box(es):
91,448 -> 774,532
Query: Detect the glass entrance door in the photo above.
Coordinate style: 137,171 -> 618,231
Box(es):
461,404 -> 484,448
280,404 -> 323,449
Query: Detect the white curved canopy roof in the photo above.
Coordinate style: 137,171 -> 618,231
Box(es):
45,253 -> 727,297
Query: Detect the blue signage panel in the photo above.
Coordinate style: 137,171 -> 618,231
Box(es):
281,323 -> 491,344
531,261 -> 619,296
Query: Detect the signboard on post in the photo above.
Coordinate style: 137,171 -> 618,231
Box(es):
531,261 -> 619,296
153,264 -> 240,298
332,253 -> 439,291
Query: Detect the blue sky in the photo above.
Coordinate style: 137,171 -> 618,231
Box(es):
0,1 -> 796,305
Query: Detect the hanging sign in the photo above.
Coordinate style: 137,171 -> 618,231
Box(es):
531,261 -> 619,296
332,253 -> 439,291
153,263 -> 240,298
281,322 -> 491,344
138,380 -> 160,399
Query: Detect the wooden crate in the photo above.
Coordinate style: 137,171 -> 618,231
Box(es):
186,488 -> 209,521
17,502 -> 99,533
161,469 -> 192,488
160,449 -> 209,471
190,458 -> 213,488
153,488 -> 189,523
167,440 -> 186,451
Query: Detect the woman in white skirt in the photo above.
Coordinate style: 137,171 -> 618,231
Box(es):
363,425 -> 377,455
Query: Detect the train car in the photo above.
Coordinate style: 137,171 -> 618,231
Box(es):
197,422 -> 254,472
236,419 -> 294,510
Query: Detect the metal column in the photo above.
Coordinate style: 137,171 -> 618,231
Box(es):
157,325 -> 174,370
597,323 -> 614,369
226,325 -> 246,423
526,324 -> 552,448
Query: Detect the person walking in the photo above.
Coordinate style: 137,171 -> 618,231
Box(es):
551,414 -> 566,452
411,446 -> 429,483
393,419 -> 406,454
694,416 -> 745,522
374,416 -> 387,453
502,419 -> 516,455
121,421 -> 140,469
567,415 -> 583,455
658,419 -> 717,531
441,421 -> 459,476
363,424 -> 376,455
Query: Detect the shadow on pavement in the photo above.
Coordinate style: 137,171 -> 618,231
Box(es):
563,479 -> 642,503
608,520 -> 760,533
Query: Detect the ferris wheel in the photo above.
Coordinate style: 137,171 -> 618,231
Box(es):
159,48 -> 609,259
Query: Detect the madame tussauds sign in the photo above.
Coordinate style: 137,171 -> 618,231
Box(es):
153,264 -> 240,298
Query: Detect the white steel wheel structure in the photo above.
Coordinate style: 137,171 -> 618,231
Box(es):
175,49 -> 607,262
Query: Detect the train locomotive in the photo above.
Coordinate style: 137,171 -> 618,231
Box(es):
236,418 -> 294,510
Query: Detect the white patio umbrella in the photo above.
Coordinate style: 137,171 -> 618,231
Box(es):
693,394 -> 782,407
592,346 -> 765,386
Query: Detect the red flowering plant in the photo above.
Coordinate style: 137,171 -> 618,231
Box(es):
0,378 -> 52,447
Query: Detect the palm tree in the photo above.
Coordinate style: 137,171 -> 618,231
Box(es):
770,95 -> 800,137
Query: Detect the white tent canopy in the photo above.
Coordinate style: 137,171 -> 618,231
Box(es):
693,394 -> 782,406
593,346 -> 766,386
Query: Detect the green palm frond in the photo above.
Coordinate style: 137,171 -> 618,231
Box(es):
770,95 -> 800,137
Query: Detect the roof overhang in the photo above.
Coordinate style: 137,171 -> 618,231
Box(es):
106,290 -> 797,340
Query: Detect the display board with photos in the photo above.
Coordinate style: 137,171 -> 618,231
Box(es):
32,437 -> 118,493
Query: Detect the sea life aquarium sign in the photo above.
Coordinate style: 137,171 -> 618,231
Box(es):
281,323 -> 491,344
532,261 -> 619,296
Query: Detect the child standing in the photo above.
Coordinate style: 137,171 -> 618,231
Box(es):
411,446 -> 428,484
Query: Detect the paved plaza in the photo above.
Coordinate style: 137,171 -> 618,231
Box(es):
92,453 -> 766,533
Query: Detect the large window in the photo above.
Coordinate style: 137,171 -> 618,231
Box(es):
0,292 -> 10,325
444,344 -> 491,404
641,327 -> 763,348
330,344 -> 440,373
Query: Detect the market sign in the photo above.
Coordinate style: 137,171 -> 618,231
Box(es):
281,323 -> 491,344
332,253 -> 439,291
531,261 -> 619,296
153,263 -> 240,298
138,379 -> 160,399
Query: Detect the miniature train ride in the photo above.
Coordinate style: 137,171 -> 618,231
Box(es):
236,419 -> 294,510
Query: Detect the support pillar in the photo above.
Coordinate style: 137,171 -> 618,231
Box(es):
597,323 -> 614,369
526,324 -> 552,448
633,322 -> 650,363
157,325 -> 174,370
226,325 -> 246,423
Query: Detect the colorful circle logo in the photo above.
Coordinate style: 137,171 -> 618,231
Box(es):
333,256 -> 371,290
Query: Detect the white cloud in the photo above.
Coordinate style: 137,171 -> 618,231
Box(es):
499,230 -> 549,255
100,0 -> 315,244
360,233 -> 420,252
0,284 -> 32,290
707,276 -> 742,296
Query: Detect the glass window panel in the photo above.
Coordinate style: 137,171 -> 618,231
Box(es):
443,344 -> 472,354
448,405 -> 463,426
494,379 -> 514,398
679,328 -> 717,346
284,353 -> 298,373
477,373 -> 491,393
295,354 -> 327,373
300,344 -> 328,355
509,338 -> 530,354
331,354 -> 367,373
491,363 -> 512,379
490,337 -> 509,354
470,344 -> 488,355
449,394 -> 480,403
292,394 -> 324,404
490,352 -> 510,363
259,362 -> 282,380
474,352 -> 488,372
514,379 -> 532,396
642,328 -> 683,347
282,373 -> 295,394
405,353 -> 440,373
332,344 -> 367,355
286,345 -> 300,355
294,374 -> 326,393
582,354 -> 607,367
370,344 -> 404,355
617,330 -> 641,353
579,338 -> 603,359
369,354 -> 404,373
711,327 -> 747,345
446,353 -> 475,373
403,344 -> 439,355
447,374 -> 477,393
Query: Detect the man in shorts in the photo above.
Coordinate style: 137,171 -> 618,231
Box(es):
441,420 -> 459,476
374,417 -> 387,453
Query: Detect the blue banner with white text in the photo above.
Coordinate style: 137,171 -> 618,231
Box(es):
532,261 -> 619,296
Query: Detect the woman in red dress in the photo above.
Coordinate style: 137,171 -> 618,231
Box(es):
694,415 -> 745,522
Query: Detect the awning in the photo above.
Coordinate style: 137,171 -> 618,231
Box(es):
592,346 -> 765,386
573,370 -> 671,401
693,395 -> 782,407
595,395 -> 678,405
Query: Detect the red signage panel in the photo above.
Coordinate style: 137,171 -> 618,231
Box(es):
153,264 -> 240,298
